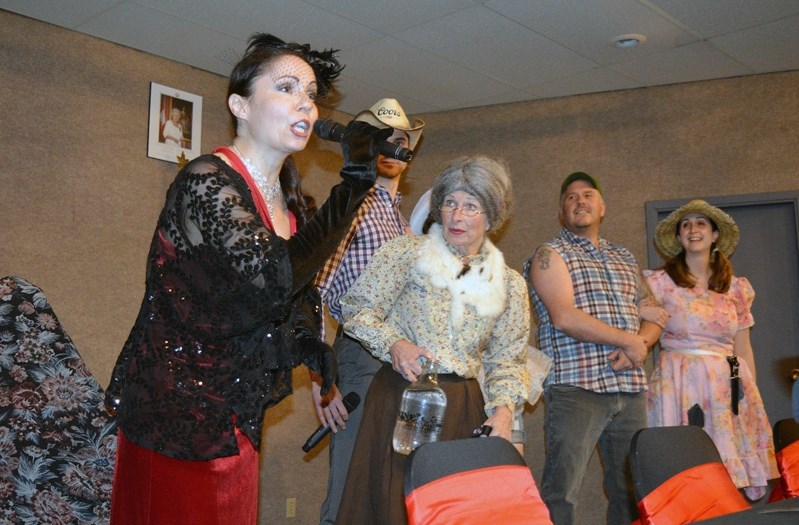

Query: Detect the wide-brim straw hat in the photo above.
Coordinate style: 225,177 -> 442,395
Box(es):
655,199 -> 740,259
354,98 -> 424,150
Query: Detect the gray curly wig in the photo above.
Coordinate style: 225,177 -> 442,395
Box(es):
429,156 -> 513,231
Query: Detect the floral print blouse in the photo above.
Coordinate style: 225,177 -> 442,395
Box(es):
643,269 -> 754,354
341,224 -> 531,414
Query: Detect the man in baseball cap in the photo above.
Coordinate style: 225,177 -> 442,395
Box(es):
524,170 -> 664,525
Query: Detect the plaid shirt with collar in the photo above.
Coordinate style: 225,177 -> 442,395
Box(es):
314,184 -> 409,324
524,228 -> 646,393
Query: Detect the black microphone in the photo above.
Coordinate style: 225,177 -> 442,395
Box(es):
302,391 -> 361,452
314,119 -> 414,162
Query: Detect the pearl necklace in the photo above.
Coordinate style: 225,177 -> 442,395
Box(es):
232,145 -> 281,219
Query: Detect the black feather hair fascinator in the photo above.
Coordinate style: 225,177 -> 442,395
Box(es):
245,33 -> 344,98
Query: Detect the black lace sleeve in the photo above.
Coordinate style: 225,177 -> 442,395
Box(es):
291,285 -> 337,395
157,155 -> 292,338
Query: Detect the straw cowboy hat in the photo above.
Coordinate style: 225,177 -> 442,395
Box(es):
354,98 -> 425,150
654,199 -> 740,259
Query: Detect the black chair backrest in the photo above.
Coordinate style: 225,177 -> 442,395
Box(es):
403,437 -> 526,497
774,418 -> 799,452
630,425 -> 723,501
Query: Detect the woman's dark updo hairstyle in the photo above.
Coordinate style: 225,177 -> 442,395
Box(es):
227,33 -> 343,224
279,155 -> 316,226
227,33 -> 343,127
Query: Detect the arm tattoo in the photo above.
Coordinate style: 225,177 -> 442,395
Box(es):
537,247 -> 552,270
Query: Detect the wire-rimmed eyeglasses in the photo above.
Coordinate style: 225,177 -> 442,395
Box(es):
438,202 -> 486,217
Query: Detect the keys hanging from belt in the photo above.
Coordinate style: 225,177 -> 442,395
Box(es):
726,355 -> 741,415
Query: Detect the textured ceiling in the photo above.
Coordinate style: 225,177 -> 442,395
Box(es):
3,0 -> 798,115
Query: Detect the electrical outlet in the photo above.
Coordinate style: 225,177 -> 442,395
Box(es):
286,497 -> 296,518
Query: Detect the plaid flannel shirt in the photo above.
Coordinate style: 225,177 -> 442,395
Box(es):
314,185 -> 408,324
524,229 -> 646,393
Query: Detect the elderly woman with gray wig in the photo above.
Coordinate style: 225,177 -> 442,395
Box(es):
335,156 -> 531,524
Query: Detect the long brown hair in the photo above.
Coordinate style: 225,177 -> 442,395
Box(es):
662,219 -> 733,293
280,156 -> 316,225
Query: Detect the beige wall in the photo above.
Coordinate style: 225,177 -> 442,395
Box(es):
2,10 -> 797,524
406,73 -> 799,273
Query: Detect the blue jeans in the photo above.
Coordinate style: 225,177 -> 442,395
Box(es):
541,384 -> 645,525
319,334 -> 382,525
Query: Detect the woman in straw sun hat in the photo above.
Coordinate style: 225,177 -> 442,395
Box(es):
643,199 -> 777,500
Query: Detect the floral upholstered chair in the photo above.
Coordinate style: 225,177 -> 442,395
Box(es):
0,275 -> 117,524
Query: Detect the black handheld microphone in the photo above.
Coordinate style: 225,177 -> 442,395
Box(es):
302,391 -> 361,453
314,119 -> 414,162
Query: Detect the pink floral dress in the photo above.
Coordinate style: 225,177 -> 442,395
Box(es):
644,269 -> 778,499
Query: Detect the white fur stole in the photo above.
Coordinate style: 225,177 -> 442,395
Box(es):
414,224 -> 507,329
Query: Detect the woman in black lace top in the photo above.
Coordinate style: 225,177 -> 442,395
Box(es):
105,33 -> 390,523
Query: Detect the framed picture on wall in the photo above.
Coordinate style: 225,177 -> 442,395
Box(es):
147,82 -> 203,164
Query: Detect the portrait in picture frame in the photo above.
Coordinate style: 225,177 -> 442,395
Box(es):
147,82 -> 202,164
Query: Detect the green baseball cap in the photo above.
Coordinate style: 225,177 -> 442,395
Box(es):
560,172 -> 602,196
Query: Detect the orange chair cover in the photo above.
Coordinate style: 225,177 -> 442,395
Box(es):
768,440 -> 799,502
769,482 -> 786,503
405,465 -> 552,524
637,462 -> 749,524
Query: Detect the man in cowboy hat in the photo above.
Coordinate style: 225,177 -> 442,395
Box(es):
523,172 -> 665,525
311,98 -> 424,524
